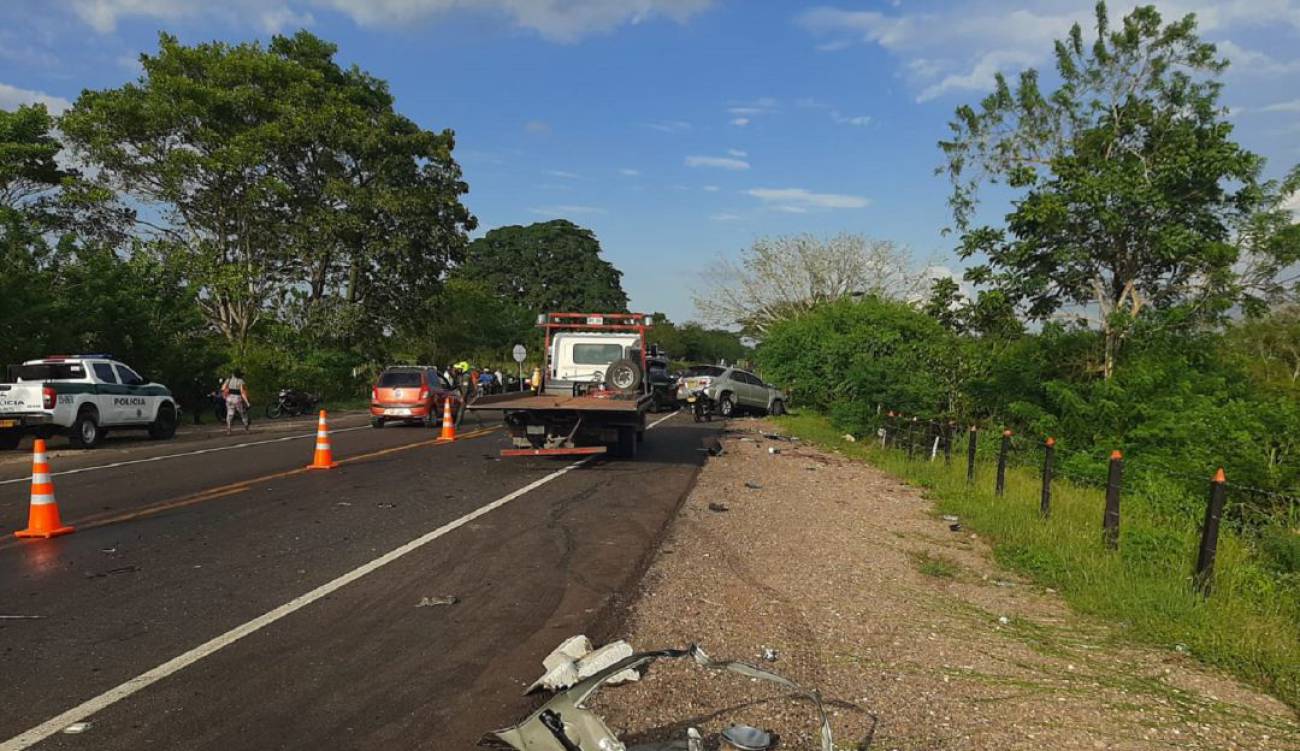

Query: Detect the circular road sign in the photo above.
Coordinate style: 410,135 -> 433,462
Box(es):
512,344 -> 527,363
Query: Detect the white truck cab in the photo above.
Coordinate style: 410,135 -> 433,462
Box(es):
0,355 -> 178,449
549,332 -> 642,389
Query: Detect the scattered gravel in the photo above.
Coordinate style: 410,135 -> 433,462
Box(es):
592,418 -> 1300,750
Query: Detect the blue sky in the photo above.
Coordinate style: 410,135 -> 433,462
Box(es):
3,0 -> 1299,322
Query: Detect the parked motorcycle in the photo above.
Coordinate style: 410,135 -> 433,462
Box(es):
206,390 -> 228,423
686,388 -> 715,423
264,388 -> 320,419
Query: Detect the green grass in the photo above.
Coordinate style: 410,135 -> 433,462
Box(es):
911,550 -> 960,579
775,411 -> 1300,714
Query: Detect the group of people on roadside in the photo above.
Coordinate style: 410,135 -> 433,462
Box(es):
442,361 -> 509,398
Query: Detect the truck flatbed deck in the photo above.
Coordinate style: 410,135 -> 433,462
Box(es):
468,391 -> 648,412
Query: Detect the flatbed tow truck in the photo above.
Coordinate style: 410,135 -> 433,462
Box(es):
468,313 -> 656,459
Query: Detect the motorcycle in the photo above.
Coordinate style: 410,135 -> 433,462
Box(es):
206,390 -> 228,423
685,388 -> 715,423
264,388 -> 320,419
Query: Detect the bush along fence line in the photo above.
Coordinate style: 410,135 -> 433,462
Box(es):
876,411 -> 1297,599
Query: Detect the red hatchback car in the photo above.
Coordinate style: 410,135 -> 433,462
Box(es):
370,366 -> 461,429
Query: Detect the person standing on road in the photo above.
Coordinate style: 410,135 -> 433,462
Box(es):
222,369 -> 251,435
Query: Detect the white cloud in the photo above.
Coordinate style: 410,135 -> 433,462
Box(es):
645,120 -> 691,133
710,212 -> 742,221
746,186 -> 870,209
529,204 -> 606,216
727,148 -> 747,157
619,168 -> 640,176
816,39 -> 852,52
0,82 -> 72,113
68,0 -> 718,42
701,184 -> 720,191
729,117 -> 751,127
831,110 -> 871,126
797,2 -> 1300,103
1284,191 -> 1300,216
686,155 -> 750,170
1261,99 -> 1300,113
546,169 -> 582,179
525,120 -> 552,135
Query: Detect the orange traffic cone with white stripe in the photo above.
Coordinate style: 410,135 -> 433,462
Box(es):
437,397 -> 456,442
15,439 -> 74,539
306,410 -> 338,470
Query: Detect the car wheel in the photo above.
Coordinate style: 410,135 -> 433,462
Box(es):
69,408 -> 102,449
149,403 -> 178,439
769,400 -> 785,416
370,417 -> 385,429
604,358 -> 644,393
0,430 -> 21,450
718,393 -> 734,418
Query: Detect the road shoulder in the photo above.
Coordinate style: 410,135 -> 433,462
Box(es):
593,418 -> 1299,750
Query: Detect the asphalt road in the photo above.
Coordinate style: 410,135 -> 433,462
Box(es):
0,408 -> 716,750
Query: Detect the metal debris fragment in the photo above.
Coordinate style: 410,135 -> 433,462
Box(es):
62,722 -> 92,735
415,595 -> 458,608
744,481 -> 762,489
721,724 -> 774,750
949,523 -> 962,532
761,647 -> 779,662
767,447 -> 780,455
488,645 -> 837,751
941,515 -> 959,522
707,502 -> 730,513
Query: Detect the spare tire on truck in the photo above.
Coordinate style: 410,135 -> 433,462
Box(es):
604,358 -> 643,393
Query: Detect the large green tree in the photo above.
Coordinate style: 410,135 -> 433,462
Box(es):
60,31 -> 475,351
941,3 -> 1300,378
458,219 -> 628,313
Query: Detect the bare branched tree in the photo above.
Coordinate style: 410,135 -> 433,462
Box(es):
693,234 -> 926,333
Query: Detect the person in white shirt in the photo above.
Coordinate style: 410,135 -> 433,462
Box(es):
222,370 -> 250,435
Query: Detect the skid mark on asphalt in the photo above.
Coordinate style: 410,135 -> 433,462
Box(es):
0,427 -> 499,553
0,411 -> 680,751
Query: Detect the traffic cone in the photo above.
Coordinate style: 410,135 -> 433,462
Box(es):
437,397 -> 456,442
15,439 -> 74,539
306,410 -> 338,470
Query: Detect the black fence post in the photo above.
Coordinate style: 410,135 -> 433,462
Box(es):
966,426 -> 977,483
1040,437 -> 1055,518
995,430 -> 1011,496
1102,450 -> 1123,550
944,421 -> 955,466
1194,468 -> 1228,596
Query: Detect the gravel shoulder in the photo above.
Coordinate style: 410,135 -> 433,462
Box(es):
592,418 -> 1300,750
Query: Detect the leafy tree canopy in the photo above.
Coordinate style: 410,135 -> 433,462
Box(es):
940,2 -> 1300,378
458,219 -> 628,313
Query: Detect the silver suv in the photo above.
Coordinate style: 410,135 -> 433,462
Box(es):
676,365 -> 786,417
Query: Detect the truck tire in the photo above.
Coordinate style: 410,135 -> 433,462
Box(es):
604,358 -> 643,393
718,393 -> 735,418
149,402 -> 177,439
371,417 -> 385,429
769,399 -> 785,416
69,408 -> 102,449
0,430 -> 20,450
613,426 -> 638,459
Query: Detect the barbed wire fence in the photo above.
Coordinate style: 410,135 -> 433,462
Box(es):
871,409 -> 1300,597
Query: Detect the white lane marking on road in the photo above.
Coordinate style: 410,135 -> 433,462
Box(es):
0,410 -> 681,751
0,426 -> 369,487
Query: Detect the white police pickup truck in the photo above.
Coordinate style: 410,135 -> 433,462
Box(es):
0,355 -> 178,449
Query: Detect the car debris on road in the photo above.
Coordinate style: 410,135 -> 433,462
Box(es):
415,595 -> 458,608
485,643 -> 836,751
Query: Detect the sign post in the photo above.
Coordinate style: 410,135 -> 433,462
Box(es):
512,344 -> 527,391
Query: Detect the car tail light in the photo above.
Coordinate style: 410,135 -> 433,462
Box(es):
698,377 -> 712,387
43,387 -> 56,409
419,387 -> 430,401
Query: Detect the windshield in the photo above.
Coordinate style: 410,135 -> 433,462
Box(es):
683,365 -> 725,377
378,371 -> 422,387
572,343 -> 624,365
11,363 -> 86,381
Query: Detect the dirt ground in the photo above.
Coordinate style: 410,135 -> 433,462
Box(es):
589,418 -> 1300,750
